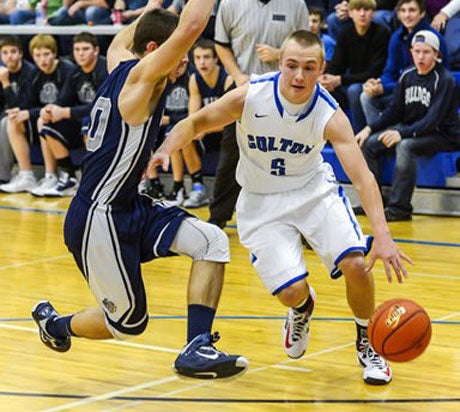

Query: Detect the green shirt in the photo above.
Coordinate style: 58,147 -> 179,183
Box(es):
30,0 -> 63,17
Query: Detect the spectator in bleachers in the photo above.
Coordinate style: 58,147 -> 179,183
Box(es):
320,0 -> 390,132
430,0 -> 460,69
326,0 -> 397,39
33,32 -> 108,197
0,35 -> 35,183
10,0 -> 63,25
111,0 -> 147,24
48,0 -> 113,25
0,0 -> 15,23
0,34 -> 76,194
180,38 -> 232,208
308,6 -> 336,63
167,0 -> 220,40
360,0 -> 449,128
355,31 -> 460,221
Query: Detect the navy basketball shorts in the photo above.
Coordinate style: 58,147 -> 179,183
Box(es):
41,119 -> 85,149
64,193 -> 191,338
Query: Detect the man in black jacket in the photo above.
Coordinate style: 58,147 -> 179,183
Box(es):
356,30 -> 460,221
0,35 -> 35,184
320,0 -> 390,132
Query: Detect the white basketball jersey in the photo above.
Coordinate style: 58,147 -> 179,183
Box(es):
236,72 -> 338,193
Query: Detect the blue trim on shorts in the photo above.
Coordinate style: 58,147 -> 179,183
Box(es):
250,253 -> 257,264
272,272 -> 308,296
339,185 -> 361,240
330,236 -> 374,279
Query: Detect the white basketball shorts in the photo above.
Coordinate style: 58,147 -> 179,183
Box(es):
236,162 -> 372,295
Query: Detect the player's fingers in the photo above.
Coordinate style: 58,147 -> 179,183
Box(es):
383,260 -> 393,283
391,259 -> 404,283
162,157 -> 170,172
400,250 -> 414,266
365,254 -> 376,274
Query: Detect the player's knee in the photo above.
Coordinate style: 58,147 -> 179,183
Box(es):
277,281 -> 308,308
340,253 -> 367,281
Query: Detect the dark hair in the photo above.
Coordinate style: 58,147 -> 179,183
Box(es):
73,32 -> 99,47
396,0 -> 426,13
192,38 -> 216,58
309,6 -> 324,22
0,35 -> 22,52
132,9 -> 179,56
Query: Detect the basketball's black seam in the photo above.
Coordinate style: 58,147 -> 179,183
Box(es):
370,299 -> 399,353
384,322 -> 431,357
381,310 -> 429,355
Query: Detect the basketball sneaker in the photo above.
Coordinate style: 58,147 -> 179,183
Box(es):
183,183 -> 209,208
173,332 -> 249,380
282,286 -> 316,359
164,186 -> 186,206
31,301 -> 71,353
43,173 -> 78,197
30,174 -> 58,197
0,173 -> 37,193
357,337 -> 392,385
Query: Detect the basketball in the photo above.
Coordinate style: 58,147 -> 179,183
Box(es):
368,298 -> 432,362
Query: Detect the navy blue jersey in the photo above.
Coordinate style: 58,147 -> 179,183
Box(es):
164,68 -> 190,125
194,65 -> 227,107
24,59 -> 77,120
57,56 -> 108,121
0,59 -> 35,111
79,59 -> 167,209
370,63 -> 460,142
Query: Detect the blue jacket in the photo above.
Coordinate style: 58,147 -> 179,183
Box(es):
380,18 -> 449,94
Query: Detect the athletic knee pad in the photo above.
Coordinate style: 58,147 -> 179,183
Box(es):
171,217 -> 230,262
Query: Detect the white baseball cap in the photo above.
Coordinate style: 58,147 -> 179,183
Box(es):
411,30 -> 440,52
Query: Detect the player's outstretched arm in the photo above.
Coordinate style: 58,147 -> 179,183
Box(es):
120,0 -> 215,126
325,109 -> 413,283
147,84 -> 247,174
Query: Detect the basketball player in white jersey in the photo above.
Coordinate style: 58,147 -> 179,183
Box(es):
151,30 -> 413,385
31,0 -> 248,380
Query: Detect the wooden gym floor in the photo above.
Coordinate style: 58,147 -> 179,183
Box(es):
0,192 -> 459,411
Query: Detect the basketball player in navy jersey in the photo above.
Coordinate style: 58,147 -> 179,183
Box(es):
31,0 -> 248,381
151,30 -> 413,385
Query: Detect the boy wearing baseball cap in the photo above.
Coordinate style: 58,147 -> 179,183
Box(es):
355,29 -> 460,221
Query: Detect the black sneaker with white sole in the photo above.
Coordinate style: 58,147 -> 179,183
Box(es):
32,301 -> 71,353
173,332 -> 248,380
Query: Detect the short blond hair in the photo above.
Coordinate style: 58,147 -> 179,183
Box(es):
349,0 -> 377,10
29,34 -> 58,55
280,30 -> 325,62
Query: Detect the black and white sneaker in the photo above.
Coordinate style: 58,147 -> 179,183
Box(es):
173,332 -> 248,380
357,337 -> 392,385
31,301 -> 71,353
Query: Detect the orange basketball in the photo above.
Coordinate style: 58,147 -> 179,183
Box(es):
368,298 -> 432,362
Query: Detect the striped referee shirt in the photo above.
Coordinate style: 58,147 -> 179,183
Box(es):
214,0 -> 309,76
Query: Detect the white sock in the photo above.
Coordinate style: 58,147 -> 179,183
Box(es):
19,170 -> 34,177
355,317 -> 369,327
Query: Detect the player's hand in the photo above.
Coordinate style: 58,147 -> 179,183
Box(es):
255,44 -> 280,63
146,151 -> 170,175
356,126 -> 371,147
366,234 -> 413,284
378,130 -> 401,148
40,105 -> 53,122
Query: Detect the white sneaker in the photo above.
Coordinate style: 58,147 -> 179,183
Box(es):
42,173 -> 78,197
183,183 -> 209,208
0,173 -> 37,193
357,338 -> 392,385
30,175 -> 58,197
282,286 -> 316,359
164,186 -> 186,207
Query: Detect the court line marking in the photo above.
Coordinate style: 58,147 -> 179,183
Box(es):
0,255 -> 69,271
0,312 -> 458,410
1,204 -> 459,248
